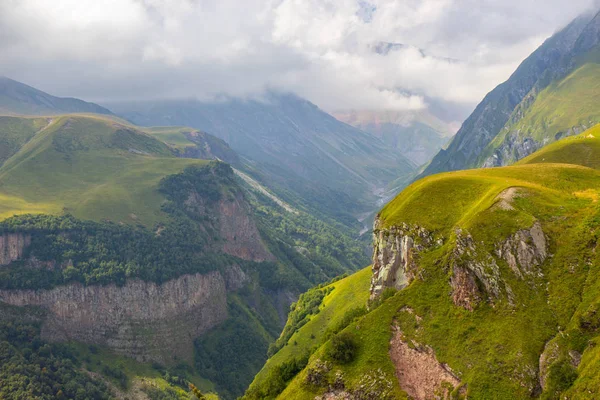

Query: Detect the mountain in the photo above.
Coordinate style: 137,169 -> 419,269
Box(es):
420,11 -> 599,178
244,124 -> 600,399
107,93 -> 417,226
332,109 -> 455,165
0,77 -> 112,116
0,113 -> 368,399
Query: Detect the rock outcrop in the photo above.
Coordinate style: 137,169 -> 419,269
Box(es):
371,218 -> 436,299
450,222 -> 547,310
450,229 -> 502,311
0,271 -> 229,365
219,195 -> 275,262
496,221 -> 547,278
0,233 -> 31,266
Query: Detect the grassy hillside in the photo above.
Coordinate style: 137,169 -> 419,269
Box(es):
244,267 -> 372,399
248,125 -> 600,399
517,124 -> 600,169
0,115 -> 208,225
479,61 -> 600,165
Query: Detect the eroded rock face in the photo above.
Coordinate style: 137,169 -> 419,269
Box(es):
0,233 -> 31,266
0,271 -> 228,364
496,221 -> 547,278
219,195 -> 275,262
389,326 -> 461,400
450,229 -> 501,311
451,222 -> 547,310
371,218 -> 436,299
183,189 -> 275,263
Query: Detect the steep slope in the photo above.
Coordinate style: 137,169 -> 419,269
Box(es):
0,77 -> 112,116
333,109 -> 454,166
481,57 -> 600,166
247,125 -> 600,399
420,11 -> 597,178
107,93 -> 417,224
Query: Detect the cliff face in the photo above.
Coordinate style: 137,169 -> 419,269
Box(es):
219,195 -> 275,262
0,270 -> 236,364
370,218 -> 437,299
0,233 -> 31,265
371,218 -> 548,310
183,186 -> 275,263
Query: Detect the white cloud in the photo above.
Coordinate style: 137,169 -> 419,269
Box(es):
0,0 -> 597,114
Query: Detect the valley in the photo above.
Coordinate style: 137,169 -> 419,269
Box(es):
2,4 -> 600,400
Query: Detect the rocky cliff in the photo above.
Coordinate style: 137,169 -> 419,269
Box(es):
0,233 -> 31,266
371,217 -> 548,310
0,269 -> 246,364
370,218 -> 437,299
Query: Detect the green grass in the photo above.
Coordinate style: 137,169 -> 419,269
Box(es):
145,126 -> 198,150
518,124 -> 600,170
245,267 -> 371,397
0,115 -> 208,225
255,124 -> 600,399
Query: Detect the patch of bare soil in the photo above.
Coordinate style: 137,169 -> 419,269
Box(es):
494,187 -> 519,210
389,326 -> 460,400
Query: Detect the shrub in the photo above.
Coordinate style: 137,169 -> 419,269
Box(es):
327,332 -> 357,364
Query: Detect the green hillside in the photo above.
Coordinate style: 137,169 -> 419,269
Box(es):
244,267 -> 372,398
246,125 -> 600,399
518,124 -> 600,169
479,60 -> 600,166
0,115 -> 208,225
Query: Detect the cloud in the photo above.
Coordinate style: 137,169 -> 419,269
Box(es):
0,0 -> 597,114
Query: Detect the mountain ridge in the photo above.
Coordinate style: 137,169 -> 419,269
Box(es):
0,76 -> 113,116
419,11 -> 598,178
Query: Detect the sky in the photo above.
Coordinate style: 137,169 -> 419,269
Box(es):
0,0 -> 598,116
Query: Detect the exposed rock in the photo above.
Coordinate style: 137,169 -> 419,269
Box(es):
370,218 -> 437,299
222,263 -> 249,291
493,187 -> 519,211
450,229 -> 501,310
539,338 -> 560,390
389,326 -> 461,400
0,233 -> 31,266
496,221 -> 547,278
0,272 -> 228,365
219,194 -> 275,262
183,185 -> 275,263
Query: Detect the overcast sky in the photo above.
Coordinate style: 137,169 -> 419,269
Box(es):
0,0 -> 598,115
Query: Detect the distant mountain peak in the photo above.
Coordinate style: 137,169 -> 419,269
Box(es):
0,77 -> 113,116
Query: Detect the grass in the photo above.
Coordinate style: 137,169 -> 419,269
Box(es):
245,267 -> 372,397
0,114 -> 208,225
145,126 -> 198,150
518,124 -> 600,170
256,124 -> 600,399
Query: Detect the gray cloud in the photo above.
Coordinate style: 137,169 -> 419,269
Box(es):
0,0 -> 597,114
